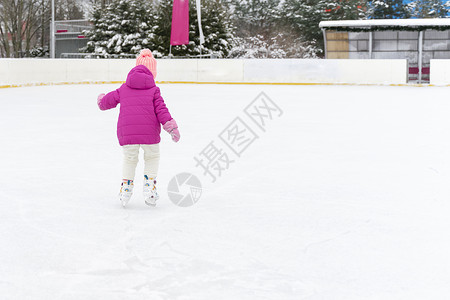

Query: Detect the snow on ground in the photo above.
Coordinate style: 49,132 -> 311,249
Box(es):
1,83 -> 450,299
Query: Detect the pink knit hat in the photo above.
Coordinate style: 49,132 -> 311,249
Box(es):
136,49 -> 157,79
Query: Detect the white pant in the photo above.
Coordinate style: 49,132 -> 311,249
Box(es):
122,144 -> 160,180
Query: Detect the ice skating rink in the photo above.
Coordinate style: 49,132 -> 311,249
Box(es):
1,83 -> 450,299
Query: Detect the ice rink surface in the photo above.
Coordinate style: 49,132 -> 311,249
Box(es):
1,83 -> 450,299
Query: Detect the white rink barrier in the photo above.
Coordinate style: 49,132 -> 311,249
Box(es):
0,58 -> 408,87
430,60 -> 450,85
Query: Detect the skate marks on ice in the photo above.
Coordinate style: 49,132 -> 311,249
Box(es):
2,84 -> 450,299
55,258 -> 313,300
116,211 -> 314,299
43,209 -> 315,299
128,257 -> 314,299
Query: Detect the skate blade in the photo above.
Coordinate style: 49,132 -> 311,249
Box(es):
119,194 -> 130,208
144,196 -> 159,207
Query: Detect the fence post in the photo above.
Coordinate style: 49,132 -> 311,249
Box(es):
418,31 -> 423,84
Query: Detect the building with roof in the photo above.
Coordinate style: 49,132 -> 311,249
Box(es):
319,18 -> 450,83
54,20 -> 91,58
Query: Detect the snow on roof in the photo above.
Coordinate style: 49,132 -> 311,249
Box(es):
319,18 -> 450,28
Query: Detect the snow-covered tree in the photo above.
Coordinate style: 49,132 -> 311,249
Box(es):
83,0 -> 233,57
226,0 -> 292,58
326,0 -> 367,21
228,0 -> 282,38
280,0 -> 320,56
82,0 -> 157,56
151,0 -> 234,57
366,0 -> 410,19
406,0 -> 449,18
196,0 -> 234,57
281,0 -> 365,57
229,35 -> 285,58
151,0 -> 172,57
228,33 -> 319,58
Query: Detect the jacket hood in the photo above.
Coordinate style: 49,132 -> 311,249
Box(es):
126,65 -> 155,90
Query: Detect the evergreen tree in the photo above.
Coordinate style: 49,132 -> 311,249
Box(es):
228,33 -> 320,58
82,0 -> 157,56
281,0 -> 326,57
227,0 -> 290,58
366,0 -> 410,19
199,0 -> 234,57
84,0 -> 233,57
281,0 -> 364,57
326,0 -> 366,21
407,0 -> 449,18
152,0 -> 234,57
229,0 -> 282,38
151,0 -> 173,56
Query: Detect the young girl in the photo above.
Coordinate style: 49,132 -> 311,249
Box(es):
97,49 -> 180,207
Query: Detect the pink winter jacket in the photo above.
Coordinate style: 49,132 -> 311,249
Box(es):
99,65 -> 172,146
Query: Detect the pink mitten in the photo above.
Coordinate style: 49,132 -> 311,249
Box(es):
97,93 -> 105,110
170,128 -> 180,142
163,119 -> 180,142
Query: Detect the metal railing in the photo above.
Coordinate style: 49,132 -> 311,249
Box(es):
60,53 -> 220,59
55,20 -> 91,33
60,53 -> 137,59
163,53 -> 220,59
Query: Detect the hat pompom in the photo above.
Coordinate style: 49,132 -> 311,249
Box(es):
136,48 -> 157,79
140,49 -> 153,58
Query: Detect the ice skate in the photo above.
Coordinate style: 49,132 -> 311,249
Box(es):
143,175 -> 159,206
119,180 -> 134,207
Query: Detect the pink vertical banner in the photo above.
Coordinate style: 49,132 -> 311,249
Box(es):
170,0 -> 190,45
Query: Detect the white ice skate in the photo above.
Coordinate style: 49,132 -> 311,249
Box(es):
119,180 -> 134,207
143,175 -> 159,206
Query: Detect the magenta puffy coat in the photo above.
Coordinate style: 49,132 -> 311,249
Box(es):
99,65 -> 172,146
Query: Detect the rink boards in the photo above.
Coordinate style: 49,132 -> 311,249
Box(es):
0,58 -> 411,87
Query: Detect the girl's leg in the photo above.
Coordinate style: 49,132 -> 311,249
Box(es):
141,144 -> 160,178
142,144 -> 160,206
122,144 -> 140,180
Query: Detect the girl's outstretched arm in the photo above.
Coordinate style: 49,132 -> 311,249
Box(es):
154,88 -> 180,142
98,89 -> 120,111
153,87 -> 172,125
